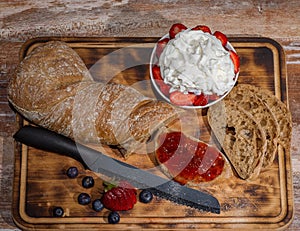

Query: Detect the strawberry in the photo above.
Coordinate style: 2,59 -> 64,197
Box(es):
213,31 -> 228,47
152,65 -> 163,81
191,25 -> 212,34
156,37 -> 169,57
169,91 -> 197,106
169,23 -> 187,39
159,83 -> 171,97
207,93 -> 220,102
152,65 -> 171,96
229,50 -> 240,74
101,181 -> 137,211
193,93 -> 208,106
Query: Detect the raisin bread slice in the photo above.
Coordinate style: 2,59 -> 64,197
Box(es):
207,100 -> 267,180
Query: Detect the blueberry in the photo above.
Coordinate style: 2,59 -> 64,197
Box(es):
139,189 -> 153,203
92,199 -> 104,212
108,211 -> 120,224
53,206 -> 64,217
66,166 -> 78,178
77,193 -> 91,205
82,176 -> 94,188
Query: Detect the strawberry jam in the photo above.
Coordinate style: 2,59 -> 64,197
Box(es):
156,132 -> 224,185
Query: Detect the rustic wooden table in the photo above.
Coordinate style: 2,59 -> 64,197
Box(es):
1,1 -> 299,230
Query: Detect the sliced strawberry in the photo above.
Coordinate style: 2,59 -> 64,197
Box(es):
156,37 -> 169,57
193,93 -> 208,106
101,183 -> 137,211
158,83 -> 171,96
191,25 -> 212,34
207,93 -> 220,102
169,23 -> 187,39
152,65 -> 171,96
169,91 -> 197,106
152,65 -> 163,81
213,31 -> 228,47
229,50 -> 240,74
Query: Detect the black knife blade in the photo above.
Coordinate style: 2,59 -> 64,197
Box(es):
13,125 -> 220,214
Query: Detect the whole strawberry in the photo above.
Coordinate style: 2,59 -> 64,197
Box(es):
101,181 -> 137,211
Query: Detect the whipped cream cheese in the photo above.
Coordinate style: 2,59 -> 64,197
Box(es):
159,29 -> 235,96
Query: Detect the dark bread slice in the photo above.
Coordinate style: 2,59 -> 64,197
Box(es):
207,100 -> 267,180
230,84 -> 292,153
225,84 -> 279,167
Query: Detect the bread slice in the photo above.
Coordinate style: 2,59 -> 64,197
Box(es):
224,84 -> 279,167
207,100 -> 267,180
154,129 -> 230,186
230,84 -> 292,151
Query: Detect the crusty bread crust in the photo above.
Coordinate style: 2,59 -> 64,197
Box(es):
207,100 -> 267,180
8,41 -> 181,158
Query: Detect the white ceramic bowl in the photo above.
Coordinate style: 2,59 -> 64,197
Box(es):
150,33 -> 239,109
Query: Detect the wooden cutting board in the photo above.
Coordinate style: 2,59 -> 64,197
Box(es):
12,37 -> 294,230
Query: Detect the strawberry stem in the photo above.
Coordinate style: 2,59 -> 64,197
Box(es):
103,180 -> 118,192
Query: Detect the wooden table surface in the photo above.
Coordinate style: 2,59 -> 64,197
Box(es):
1,1 -> 300,230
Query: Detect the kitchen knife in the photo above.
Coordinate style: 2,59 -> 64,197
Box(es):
13,125 -> 220,214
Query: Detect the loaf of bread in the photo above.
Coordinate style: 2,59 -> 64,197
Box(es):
224,85 -> 279,167
207,100 -> 267,180
8,41 -> 181,158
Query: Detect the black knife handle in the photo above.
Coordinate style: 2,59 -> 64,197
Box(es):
13,125 -> 87,167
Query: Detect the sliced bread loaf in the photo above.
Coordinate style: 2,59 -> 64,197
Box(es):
224,84 -> 279,167
207,100 -> 267,180
230,84 -> 292,152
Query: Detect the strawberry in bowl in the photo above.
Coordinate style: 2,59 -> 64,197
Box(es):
150,23 -> 240,108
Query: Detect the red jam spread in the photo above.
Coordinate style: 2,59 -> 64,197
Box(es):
156,131 -> 224,185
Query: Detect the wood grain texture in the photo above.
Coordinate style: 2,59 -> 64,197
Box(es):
1,1 -> 300,230
10,37 -> 293,230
